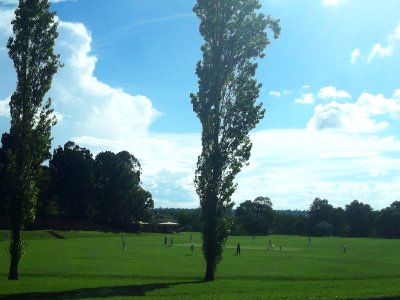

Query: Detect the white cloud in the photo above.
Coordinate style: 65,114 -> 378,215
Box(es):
72,136 -> 121,147
317,86 -> 351,100
354,21 -> 400,64
0,7 -> 13,36
308,93 -> 400,133
283,90 -> 293,95
269,91 -> 281,97
302,85 -> 310,89
350,48 -> 361,64
51,21 -> 159,141
234,129 -> 400,210
389,23 -> 400,41
295,93 -> 315,104
368,43 -> 393,62
0,97 -> 10,117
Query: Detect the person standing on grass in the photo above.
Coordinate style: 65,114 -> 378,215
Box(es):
191,244 -> 194,256
236,243 -> 241,255
121,234 -> 127,251
164,236 -> 167,245
342,244 -> 347,253
268,239 -> 273,251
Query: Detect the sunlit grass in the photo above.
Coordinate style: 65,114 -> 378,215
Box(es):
0,230 -> 399,299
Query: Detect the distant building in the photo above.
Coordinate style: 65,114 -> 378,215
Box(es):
316,221 -> 333,236
151,219 -> 180,233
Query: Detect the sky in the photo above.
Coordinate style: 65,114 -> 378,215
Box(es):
1,0 -> 400,210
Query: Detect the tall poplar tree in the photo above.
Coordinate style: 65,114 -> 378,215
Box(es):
6,0 -> 61,280
191,0 -> 280,281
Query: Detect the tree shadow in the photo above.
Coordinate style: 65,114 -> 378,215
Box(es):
0,280 -> 203,299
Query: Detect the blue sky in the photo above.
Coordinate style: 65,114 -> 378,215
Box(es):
1,0 -> 400,210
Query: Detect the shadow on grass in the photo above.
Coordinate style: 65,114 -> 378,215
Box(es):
0,281 -> 203,299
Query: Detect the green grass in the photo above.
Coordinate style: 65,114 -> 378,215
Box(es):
0,231 -> 399,299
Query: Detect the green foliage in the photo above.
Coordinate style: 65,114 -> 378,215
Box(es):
0,134 -> 9,214
272,211 -> 309,235
36,166 -> 59,218
94,150 -> 154,226
50,141 -> 95,220
4,0 -> 61,280
344,200 -> 373,237
375,201 -> 400,238
308,198 -> 337,236
191,0 -> 279,281
236,196 -> 273,235
45,142 -> 154,227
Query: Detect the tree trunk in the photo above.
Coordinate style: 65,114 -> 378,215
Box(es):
204,203 -> 217,281
204,231 -> 216,281
204,258 -> 215,281
8,229 -> 21,280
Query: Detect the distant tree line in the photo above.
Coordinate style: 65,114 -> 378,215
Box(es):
3,140 -> 399,239
155,197 -> 400,239
0,138 -> 154,228
236,197 -> 400,238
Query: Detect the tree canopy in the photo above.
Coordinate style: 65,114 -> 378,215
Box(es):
5,0 -> 61,280
191,0 -> 280,281
95,150 -> 153,226
50,141 -> 95,221
236,196 -> 273,235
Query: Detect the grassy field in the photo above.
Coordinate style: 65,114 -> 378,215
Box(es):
0,231 -> 399,299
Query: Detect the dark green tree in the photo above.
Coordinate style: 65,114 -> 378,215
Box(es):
94,151 -> 153,226
50,141 -> 95,221
5,0 -> 61,280
191,0 -> 280,281
272,212 -> 309,235
0,133 -> 11,215
236,196 -> 273,235
308,198 -> 336,236
344,200 -> 373,237
36,165 -> 59,218
374,201 -> 400,238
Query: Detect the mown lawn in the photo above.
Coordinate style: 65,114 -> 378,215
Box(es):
0,230 -> 399,299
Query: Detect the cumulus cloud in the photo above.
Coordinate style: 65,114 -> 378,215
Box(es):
368,44 -> 394,62
234,129 -> 400,209
295,93 -> 315,104
307,93 -> 400,133
269,91 -> 281,97
352,21 -> 400,64
0,7 -> 13,36
350,48 -> 361,64
283,90 -> 293,95
0,97 -> 10,117
317,86 -> 351,100
391,23 -> 400,41
52,21 -> 159,141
